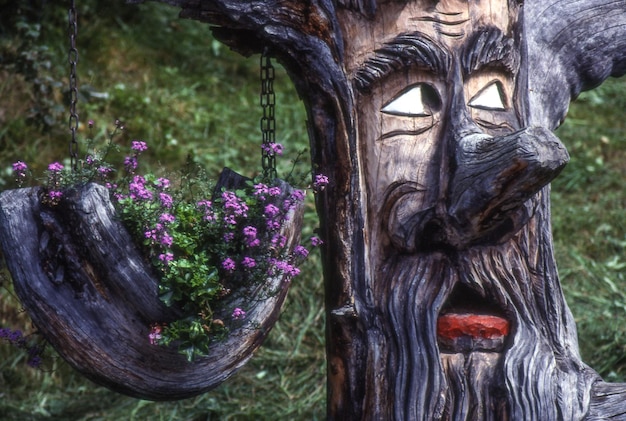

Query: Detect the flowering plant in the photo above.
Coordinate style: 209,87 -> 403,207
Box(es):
0,327 -> 44,368
8,121 -> 325,362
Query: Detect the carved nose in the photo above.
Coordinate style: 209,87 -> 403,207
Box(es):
383,126 -> 568,253
445,126 -> 569,247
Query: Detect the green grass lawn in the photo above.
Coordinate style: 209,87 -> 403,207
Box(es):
0,1 -> 624,419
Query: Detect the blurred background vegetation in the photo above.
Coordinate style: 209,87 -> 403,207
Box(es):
0,1 -> 624,419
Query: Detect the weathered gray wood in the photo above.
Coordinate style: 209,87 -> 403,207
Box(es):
3,0 -> 626,418
134,1 -> 625,419
0,169 -> 304,400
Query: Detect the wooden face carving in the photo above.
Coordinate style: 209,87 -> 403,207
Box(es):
343,1 -> 585,419
351,0 -> 527,255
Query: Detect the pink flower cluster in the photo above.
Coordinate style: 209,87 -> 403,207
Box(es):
313,174 -> 329,192
261,142 -> 284,156
45,162 -> 65,204
124,139 -> 148,174
232,307 -> 246,320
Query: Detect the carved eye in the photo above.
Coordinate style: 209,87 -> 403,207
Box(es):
381,84 -> 441,117
468,80 -> 506,111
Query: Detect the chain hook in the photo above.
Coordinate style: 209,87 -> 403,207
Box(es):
260,47 -> 277,180
68,0 -> 79,172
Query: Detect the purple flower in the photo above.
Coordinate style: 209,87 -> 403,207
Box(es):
197,200 -> 216,222
223,232 -> 235,242
254,183 -> 269,200
12,161 -> 28,173
264,204 -> 280,218
129,175 -> 152,200
97,166 -> 112,175
160,233 -> 173,247
242,256 -> 257,268
282,196 -> 299,212
48,190 -> 63,201
222,258 -> 236,272
159,213 -> 175,224
311,236 -> 323,247
261,142 -> 284,156
294,245 -> 309,258
222,191 -> 248,217
232,307 -> 246,320
131,140 -> 148,152
224,214 -> 237,226
48,162 -> 64,173
197,200 -> 212,208
271,234 -> 287,248
266,220 -> 281,230
291,189 -> 306,202
8,329 -> 23,342
159,192 -> 173,208
313,174 -> 329,191
12,161 -> 28,186
124,156 -> 138,171
243,226 -> 261,247
269,258 -> 300,277
268,186 -> 282,196
158,252 -> 174,264
243,226 -> 257,246
156,177 -> 170,189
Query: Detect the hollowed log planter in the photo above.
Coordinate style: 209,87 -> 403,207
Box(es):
0,168 -> 304,400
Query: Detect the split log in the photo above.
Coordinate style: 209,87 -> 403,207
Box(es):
0,168 -> 304,400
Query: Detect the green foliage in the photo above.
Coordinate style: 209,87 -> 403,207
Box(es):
553,78 -> 626,382
113,150 -> 308,361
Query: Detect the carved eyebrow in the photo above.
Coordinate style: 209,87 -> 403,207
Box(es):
354,33 -> 451,93
461,27 -> 520,76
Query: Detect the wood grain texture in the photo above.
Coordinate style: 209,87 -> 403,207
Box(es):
3,0 -> 625,418
0,170 -> 304,400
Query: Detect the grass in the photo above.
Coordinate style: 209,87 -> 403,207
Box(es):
0,1 -> 624,419
553,79 -> 626,382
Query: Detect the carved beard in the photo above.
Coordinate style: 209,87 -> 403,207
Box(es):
373,193 -> 599,420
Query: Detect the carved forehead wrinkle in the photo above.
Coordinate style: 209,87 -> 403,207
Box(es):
353,32 -> 450,93
461,27 -> 520,76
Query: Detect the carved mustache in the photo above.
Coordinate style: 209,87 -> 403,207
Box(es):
384,126 -> 569,252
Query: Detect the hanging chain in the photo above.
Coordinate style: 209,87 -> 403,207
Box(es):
260,48 -> 277,180
68,0 -> 79,171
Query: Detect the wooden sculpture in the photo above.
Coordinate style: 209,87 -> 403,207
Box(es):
1,0 -> 625,419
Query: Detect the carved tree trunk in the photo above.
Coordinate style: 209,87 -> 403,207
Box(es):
140,1 -> 626,419
2,0 -> 625,418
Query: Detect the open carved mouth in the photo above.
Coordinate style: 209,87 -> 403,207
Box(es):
437,283 -> 512,354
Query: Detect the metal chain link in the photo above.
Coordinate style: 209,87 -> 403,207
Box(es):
68,0 -> 79,171
260,48 -> 277,180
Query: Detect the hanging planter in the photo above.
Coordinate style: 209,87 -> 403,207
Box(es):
0,162 -> 306,400
0,2 -> 312,398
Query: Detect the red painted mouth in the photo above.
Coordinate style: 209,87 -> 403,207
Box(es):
437,283 -> 512,353
437,313 -> 510,353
